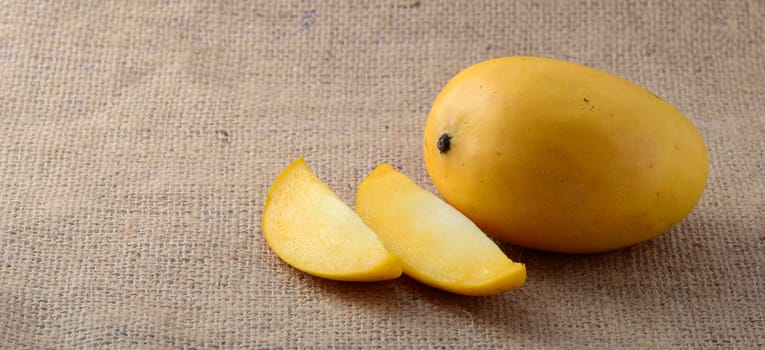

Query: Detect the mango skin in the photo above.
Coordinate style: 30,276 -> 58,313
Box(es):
423,56 -> 709,253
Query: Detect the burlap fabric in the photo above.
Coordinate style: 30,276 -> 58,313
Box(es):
1,1 -> 762,349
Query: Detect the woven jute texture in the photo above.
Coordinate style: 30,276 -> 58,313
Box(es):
1,1 -> 763,349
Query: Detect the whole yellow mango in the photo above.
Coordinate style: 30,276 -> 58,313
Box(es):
423,56 -> 709,253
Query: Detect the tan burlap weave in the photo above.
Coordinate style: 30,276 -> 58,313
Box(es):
1,1 -> 763,348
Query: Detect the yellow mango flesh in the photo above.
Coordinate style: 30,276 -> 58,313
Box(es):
356,164 -> 526,296
423,56 -> 709,253
262,158 -> 402,281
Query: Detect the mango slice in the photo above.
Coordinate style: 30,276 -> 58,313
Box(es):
356,164 -> 526,296
262,158 -> 402,282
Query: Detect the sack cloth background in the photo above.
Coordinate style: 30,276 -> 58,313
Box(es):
1,1 -> 762,349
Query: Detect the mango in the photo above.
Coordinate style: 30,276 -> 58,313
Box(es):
423,56 -> 709,253
262,158 -> 402,281
356,164 -> 526,296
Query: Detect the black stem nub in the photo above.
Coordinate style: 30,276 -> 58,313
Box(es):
437,133 -> 452,154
